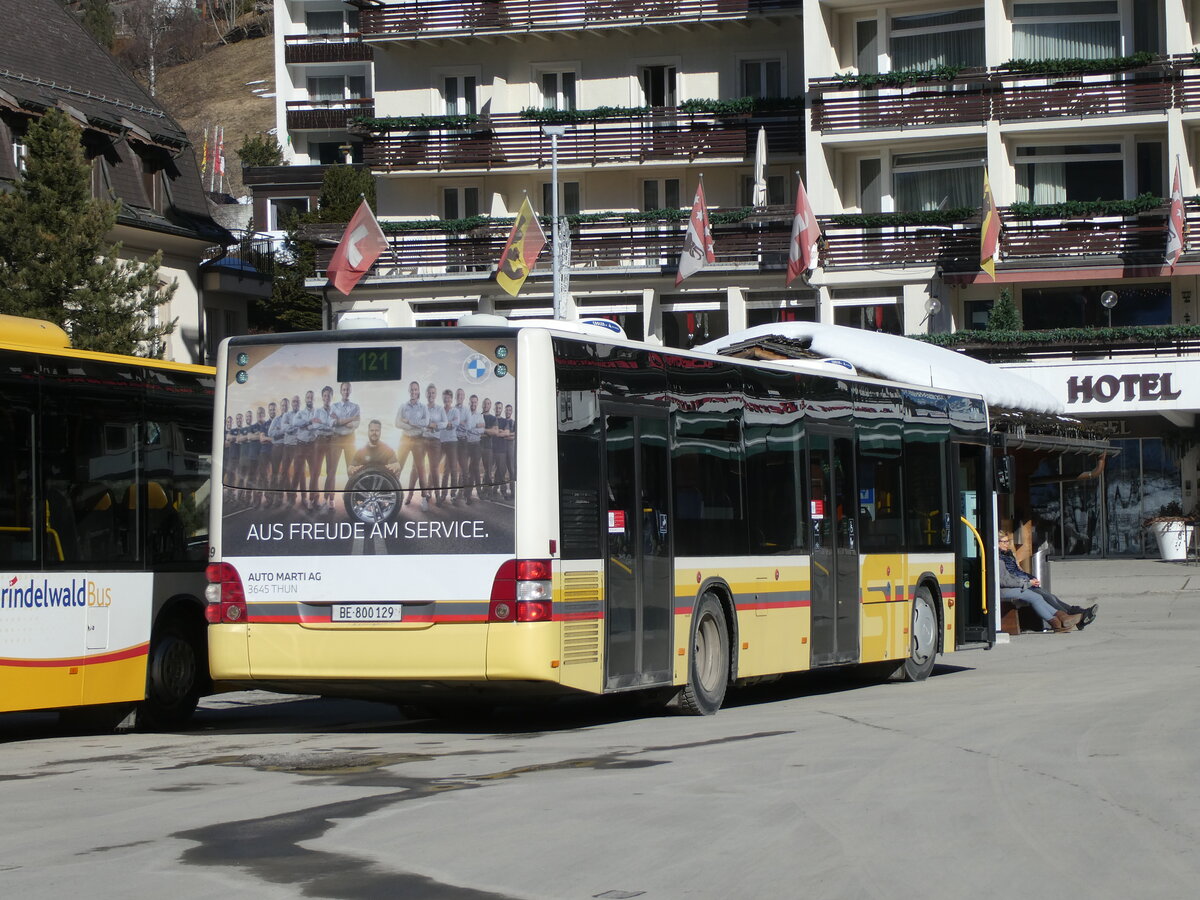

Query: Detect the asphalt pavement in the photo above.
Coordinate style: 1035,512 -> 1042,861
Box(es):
0,556 -> 1197,900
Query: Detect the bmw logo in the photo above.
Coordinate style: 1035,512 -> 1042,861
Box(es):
463,353 -> 491,383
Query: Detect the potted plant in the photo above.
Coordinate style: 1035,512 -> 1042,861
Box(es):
1143,501 -> 1196,560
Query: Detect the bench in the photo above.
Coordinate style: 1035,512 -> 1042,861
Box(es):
999,597 -> 1047,635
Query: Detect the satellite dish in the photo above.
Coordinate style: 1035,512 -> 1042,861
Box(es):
924,297 -> 942,314
1100,290 -> 1119,309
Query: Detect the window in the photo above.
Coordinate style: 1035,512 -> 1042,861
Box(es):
741,59 -> 782,99
642,178 -> 680,211
856,387 -> 904,553
1021,284 -> 1171,330
892,147 -> 984,212
741,174 -> 785,207
672,400 -> 746,555
963,298 -> 993,330
141,156 -> 165,213
661,307 -> 727,349
1015,144 -> 1123,203
91,155 -> 111,200
542,181 -> 580,216
859,158 -> 882,213
1136,141 -> 1164,197
540,70 -> 577,111
309,77 -> 343,102
305,10 -> 344,35
640,65 -> 677,107
443,186 -> 480,219
0,404 -> 35,562
268,197 -> 310,231
890,7 -> 984,69
1012,1 -> 1120,60
13,141 -> 27,174
834,302 -> 901,334
743,369 -> 805,555
904,400 -> 951,551
856,19 -> 879,75
443,75 -> 478,116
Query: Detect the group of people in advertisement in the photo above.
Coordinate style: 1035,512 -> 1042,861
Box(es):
223,380 -> 516,515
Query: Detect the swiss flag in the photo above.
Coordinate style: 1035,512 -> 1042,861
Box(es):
675,181 -> 715,285
327,199 -> 388,295
786,176 -> 820,286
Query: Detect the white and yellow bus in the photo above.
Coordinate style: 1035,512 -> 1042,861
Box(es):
0,315 -> 214,727
206,323 -> 994,714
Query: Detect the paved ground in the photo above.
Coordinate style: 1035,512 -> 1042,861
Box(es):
0,558 -> 1198,899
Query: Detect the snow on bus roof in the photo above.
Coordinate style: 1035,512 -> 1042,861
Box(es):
697,323 -> 1063,415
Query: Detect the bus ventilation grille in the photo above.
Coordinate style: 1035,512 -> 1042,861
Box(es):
561,569 -> 601,665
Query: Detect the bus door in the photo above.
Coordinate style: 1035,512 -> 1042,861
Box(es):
955,441 -> 992,646
602,407 -> 673,690
808,430 -> 859,666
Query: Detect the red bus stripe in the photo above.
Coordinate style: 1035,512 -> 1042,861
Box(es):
0,642 -> 149,668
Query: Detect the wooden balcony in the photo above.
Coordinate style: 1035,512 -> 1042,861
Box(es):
821,203 -> 1188,273
284,34 -> 374,64
286,98 -> 375,131
811,61 -> 1175,133
362,108 -> 801,171
304,209 -> 795,277
359,0 -> 800,41
303,201 -> 1197,282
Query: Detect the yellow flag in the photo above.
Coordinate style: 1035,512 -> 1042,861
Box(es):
496,197 -> 547,297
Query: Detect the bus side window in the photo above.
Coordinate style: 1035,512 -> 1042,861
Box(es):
0,406 -> 36,562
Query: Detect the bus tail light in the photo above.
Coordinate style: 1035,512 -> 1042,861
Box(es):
205,562 -> 248,624
489,559 -> 553,622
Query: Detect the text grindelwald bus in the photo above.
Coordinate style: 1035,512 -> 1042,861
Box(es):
0,315 -> 214,727
206,323 -> 993,714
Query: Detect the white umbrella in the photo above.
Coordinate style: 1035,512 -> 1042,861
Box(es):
752,126 -> 768,207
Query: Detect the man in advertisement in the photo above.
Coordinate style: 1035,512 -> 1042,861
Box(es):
395,380 -> 428,510
328,381 -> 361,507
460,393 -> 485,504
480,398 -> 497,500
438,388 -> 460,506
280,395 -> 302,506
308,386 -> 337,512
268,396 -> 293,507
292,390 -> 318,509
422,383 -> 445,512
349,419 -> 398,475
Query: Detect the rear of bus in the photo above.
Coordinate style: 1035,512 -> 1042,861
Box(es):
205,328 -> 566,701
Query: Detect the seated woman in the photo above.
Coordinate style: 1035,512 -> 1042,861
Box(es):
998,531 -> 1097,632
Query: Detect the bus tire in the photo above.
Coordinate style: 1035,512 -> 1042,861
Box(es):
343,467 -> 400,524
678,594 -> 730,716
140,619 -> 203,729
901,585 -> 938,682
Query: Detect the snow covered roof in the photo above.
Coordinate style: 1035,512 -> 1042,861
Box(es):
697,323 -> 1064,415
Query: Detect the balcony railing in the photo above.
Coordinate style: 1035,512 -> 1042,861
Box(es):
821,203 -> 1192,273
283,33 -> 374,64
360,0 -> 800,40
362,108 -> 802,171
303,201 -> 1198,281
304,209 -> 794,277
811,60 -> 1177,133
286,98 -> 375,131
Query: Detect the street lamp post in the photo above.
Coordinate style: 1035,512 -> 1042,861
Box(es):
542,124 -> 569,319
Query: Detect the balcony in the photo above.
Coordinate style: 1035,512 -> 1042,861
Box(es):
286,98 -> 375,131
304,208 -> 795,277
811,60 -> 1175,134
284,33 -> 374,65
359,0 -> 800,41
821,202 -> 1191,274
362,107 -> 802,171
303,200 -> 1199,282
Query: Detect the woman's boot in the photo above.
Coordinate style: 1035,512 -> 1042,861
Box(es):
1051,611 -> 1082,633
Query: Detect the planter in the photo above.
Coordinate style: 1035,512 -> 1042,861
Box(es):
1148,520 -> 1194,560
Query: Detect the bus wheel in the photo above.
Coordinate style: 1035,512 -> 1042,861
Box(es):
343,467 -> 400,524
678,595 -> 729,716
901,586 -> 938,682
141,621 -> 203,729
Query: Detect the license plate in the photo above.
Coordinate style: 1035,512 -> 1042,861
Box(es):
331,604 -> 402,623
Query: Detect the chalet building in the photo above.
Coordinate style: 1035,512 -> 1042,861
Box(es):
0,0 -> 270,364
254,0 -> 1200,556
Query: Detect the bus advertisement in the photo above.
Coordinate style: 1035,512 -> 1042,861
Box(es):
207,325 -> 994,714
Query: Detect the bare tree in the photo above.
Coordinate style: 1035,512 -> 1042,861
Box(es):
117,0 -> 207,94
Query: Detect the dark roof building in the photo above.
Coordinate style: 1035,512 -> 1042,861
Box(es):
0,0 -> 269,363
